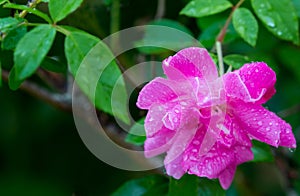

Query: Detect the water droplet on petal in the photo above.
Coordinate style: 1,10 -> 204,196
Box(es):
258,121 -> 263,126
269,122 -> 273,125
193,140 -> 200,145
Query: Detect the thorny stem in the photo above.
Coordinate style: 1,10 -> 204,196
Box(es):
215,0 -> 245,75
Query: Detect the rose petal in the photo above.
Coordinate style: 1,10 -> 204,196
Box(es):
218,165 -> 236,190
224,62 -> 276,104
163,47 -> 218,81
278,123 -> 297,148
239,62 -> 276,104
164,109 -> 200,165
233,102 -> 295,148
165,155 -> 185,179
144,103 -> 166,137
144,126 -> 175,158
137,77 -> 178,109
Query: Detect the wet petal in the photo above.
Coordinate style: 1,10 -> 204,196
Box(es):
233,102 -> 295,148
144,103 -> 166,137
239,62 -> 276,104
164,109 -> 200,166
137,77 -> 178,109
224,62 -> 276,104
165,155 -> 185,179
144,126 -> 175,158
163,47 -> 218,81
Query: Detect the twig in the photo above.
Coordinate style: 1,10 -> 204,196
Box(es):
2,70 -> 72,111
19,0 -> 41,18
216,0 -> 245,43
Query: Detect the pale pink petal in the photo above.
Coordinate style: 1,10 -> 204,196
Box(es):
224,62 -> 276,104
137,77 -> 178,109
144,103 -> 166,137
232,102 -> 295,148
162,104 -> 182,130
163,47 -> 218,81
218,165 -> 236,190
164,109 -> 200,166
144,126 -> 175,158
165,155 -> 185,179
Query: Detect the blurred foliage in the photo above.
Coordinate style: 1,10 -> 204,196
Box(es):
0,0 -> 299,195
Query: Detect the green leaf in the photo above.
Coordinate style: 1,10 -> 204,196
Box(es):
49,0 -> 83,23
1,25 -> 27,50
198,178 -> 226,196
168,175 -> 198,196
41,0 -> 49,2
112,175 -> 168,196
292,0 -> 300,17
41,57 -> 67,73
8,67 -> 23,90
233,8 -> 259,47
64,31 -> 99,74
135,19 -> 199,54
3,3 -> 52,24
0,0 -> 8,6
125,118 -> 146,146
251,0 -> 299,44
0,17 -> 20,34
223,54 -> 250,69
180,0 -> 232,18
251,140 -> 274,162
65,31 -> 130,124
14,24 -> 56,80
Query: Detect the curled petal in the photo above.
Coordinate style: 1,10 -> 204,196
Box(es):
163,47 -> 218,81
224,62 -> 276,104
144,126 -> 175,158
233,102 -> 296,148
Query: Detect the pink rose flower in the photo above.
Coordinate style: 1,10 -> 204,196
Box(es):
136,47 -> 296,189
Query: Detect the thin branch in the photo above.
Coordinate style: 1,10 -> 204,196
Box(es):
216,0 -> 245,43
2,70 -> 72,111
